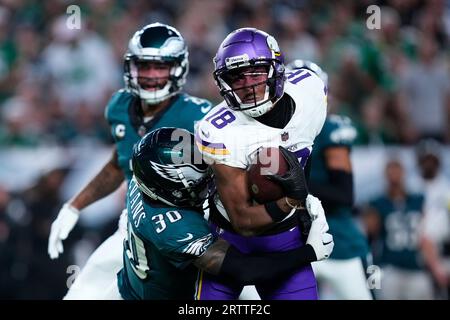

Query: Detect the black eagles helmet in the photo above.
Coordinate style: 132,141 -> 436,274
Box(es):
132,127 -> 212,207
124,23 -> 189,104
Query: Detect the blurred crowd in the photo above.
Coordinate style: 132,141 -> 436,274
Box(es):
0,0 -> 449,299
1,0 -> 449,147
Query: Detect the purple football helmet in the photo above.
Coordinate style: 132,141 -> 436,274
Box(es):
213,28 -> 285,117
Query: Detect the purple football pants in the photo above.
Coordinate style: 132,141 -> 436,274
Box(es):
195,224 -> 318,300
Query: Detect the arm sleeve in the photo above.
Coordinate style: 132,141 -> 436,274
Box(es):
309,116 -> 357,210
304,156 -> 312,182
309,169 -> 354,209
218,244 -> 317,286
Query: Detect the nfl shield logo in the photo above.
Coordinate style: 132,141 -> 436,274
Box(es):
281,131 -> 289,141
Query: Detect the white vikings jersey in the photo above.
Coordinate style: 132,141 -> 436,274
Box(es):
195,71 -> 327,169
195,71 -> 327,221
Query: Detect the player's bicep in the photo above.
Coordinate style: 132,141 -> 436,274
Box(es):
324,147 -> 352,172
212,163 -> 251,214
103,147 -> 124,184
109,146 -> 121,167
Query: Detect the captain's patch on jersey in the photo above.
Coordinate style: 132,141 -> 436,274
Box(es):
115,124 -> 126,139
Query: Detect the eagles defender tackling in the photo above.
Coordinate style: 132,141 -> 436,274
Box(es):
104,127 -> 333,299
47,23 -> 212,299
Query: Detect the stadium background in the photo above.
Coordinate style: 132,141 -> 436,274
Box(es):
0,0 -> 449,299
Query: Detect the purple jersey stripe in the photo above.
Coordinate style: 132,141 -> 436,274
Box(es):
291,72 -> 311,84
195,131 -> 227,149
287,69 -> 305,79
205,107 -> 227,122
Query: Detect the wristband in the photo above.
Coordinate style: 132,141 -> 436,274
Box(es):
285,197 -> 302,210
264,201 -> 287,222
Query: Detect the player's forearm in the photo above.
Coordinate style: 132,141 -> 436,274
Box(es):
229,205 -> 274,236
219,243 -> 316,285
420,236 -> 448,285
196,239 -> 317,286
309,170 -> 354,209
216,184 -> 274,235
213,164 -> 292,235
229,197 -> 296,236
70,160 -> 125,211
194,239 -> 228,275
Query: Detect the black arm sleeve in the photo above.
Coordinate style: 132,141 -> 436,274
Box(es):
309,169 -> 354,210
218,244 -> 317,286
304,156 -> 312,182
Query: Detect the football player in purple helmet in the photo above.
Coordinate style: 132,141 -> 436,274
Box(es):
195,28 -> 330,300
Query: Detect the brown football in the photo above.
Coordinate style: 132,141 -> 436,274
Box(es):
247,147 -> 289,204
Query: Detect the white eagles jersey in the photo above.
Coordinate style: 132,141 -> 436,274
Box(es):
195,70 -> 327,222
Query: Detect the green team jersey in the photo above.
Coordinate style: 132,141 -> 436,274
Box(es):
310,115 -> 369,260
117,178 -> 216,300
105,89 -> 212,182
369,194 -> 425,270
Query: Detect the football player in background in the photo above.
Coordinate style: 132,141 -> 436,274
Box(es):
363,159 -> 433,299
195,28 -> 328,300
287,60 -> 373,300
47,23 -> 213,299
416,139 -> 450,298
105,127 -> 333,299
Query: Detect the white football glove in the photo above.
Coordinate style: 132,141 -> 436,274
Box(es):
306,218 -> 334,261
305,195 -> 334,261
48,203 -> 80,259
306,194 -> 325,221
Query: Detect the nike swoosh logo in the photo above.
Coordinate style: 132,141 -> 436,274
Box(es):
323,241 -> 333,245
201,129 -> 210,138
177,233 -> 194,242
201,105 -> 212,113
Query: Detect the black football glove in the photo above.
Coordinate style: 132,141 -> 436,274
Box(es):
267,146 -> 309,202
297,209 -> 312,243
